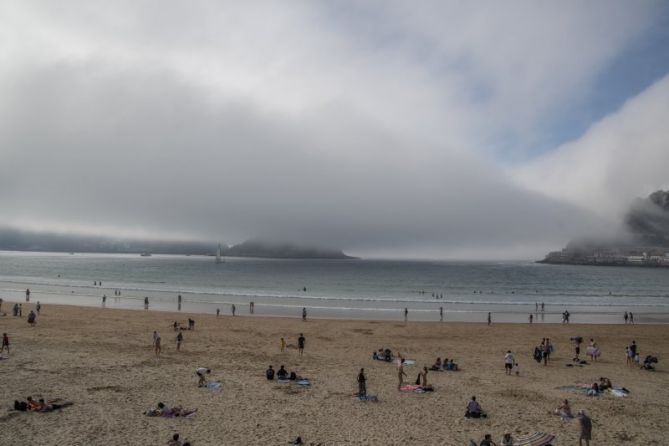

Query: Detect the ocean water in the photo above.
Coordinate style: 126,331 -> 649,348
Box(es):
1,251 -> 668,323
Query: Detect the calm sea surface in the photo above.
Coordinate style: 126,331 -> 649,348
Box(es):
1,251 -> 668,323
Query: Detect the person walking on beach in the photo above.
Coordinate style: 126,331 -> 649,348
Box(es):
357,368 -> 367,397
529,313 -> 533,324
250,301 -> 254,314
1,333 -> 9,355
298,333 -> 305,357
280,337 -> 286,352
36,302 -> 41,314
535,302 -> 538,312
624,312 -> 628,324
440,306 -> 443,322
404,307 -> 408,322
397,362 -> 407,390
26,288 -> 30,302
504,350 -> 514,375
629,312 -> 634,324
18,304 -> 22,317
487,312 -> 491,325
176,332 -> 183,351
102,295 -> 106,306
178,294 -> 182,304
541,302 -> 545,312
153,332 -> 161,356
144,296 -> 149,310
216,308 -> 220,317
543,338 -> 551,365
302,307 -> 307,321
232,304 -> 236,316
578,410 -> 592,446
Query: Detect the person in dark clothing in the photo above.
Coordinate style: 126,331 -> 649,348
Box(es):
266,365 -> 275,380
357,368 -> 367,397
298,333 -> 305,357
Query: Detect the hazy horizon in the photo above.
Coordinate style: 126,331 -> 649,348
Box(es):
2,1 -> 669,259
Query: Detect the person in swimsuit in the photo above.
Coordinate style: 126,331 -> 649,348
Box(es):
280,337 -> 286,352
357,368 -> 367,397
298,333 -> 305,357
397,363 -> 407,390
154,333 -> 161,356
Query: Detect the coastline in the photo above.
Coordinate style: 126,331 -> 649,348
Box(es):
2,278 -> 668,324
1,301 -> 668,445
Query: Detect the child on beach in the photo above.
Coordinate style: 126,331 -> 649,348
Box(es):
504,350 -> 514,375
196,367 -> 210,387
1,333 -> 9,354
176,332 -> 183,351
154,332 -> 161,356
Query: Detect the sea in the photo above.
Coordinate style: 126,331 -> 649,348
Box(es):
1,251 -> 668,324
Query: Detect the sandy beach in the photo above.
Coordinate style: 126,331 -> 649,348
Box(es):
0,301 -> 667,445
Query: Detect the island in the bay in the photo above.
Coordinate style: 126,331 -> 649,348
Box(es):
540,190 -> 669,267
0,229 -> 355,259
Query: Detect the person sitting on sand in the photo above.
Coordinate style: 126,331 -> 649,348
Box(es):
554,399 -> 573,418
500,433 -> 513,446
384,348 -> 393,362
465,396 -> 486,418
167,433 -> 182,446
479,433 -> 497,446
587,382 -> 599,396
27,310 -> 36,326
598,377 -> 612,390
445,358 -> 458,371
277,365 -> 288,380
430,358 -> 443,371
266,365 -> 275,380
196,367 -> 211,387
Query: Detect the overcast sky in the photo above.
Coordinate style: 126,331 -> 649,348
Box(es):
1,1 -> 668,258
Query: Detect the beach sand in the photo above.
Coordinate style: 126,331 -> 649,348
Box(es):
0,301 -> 667,445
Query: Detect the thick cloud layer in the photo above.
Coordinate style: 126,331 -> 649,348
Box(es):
0,1 -> 667,258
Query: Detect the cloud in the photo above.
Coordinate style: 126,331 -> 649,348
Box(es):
0,1 -> 667,258
512,74 -> 669,220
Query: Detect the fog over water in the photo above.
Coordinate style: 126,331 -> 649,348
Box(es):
1,1 -> 668,258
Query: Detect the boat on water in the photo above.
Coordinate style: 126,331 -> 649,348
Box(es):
140,252 -> 152,257
215,244 -> 224,264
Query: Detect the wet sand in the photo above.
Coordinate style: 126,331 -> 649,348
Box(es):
0,301 -> 667,445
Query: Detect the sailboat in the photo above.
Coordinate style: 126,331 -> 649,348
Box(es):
215,243 -> 224,264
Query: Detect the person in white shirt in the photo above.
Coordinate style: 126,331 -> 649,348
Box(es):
196,367 -> 211,387
504,350 -> 514,375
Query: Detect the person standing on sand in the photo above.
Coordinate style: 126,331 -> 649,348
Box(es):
1,333 -> 9,354
216,308 -> 220,317
26,288 -> 30,302
36,302 -> 41,314
298,333 -> 305,357
541,302 -> 545,312
280,337 -> 286,352
357,368 -> 367,397
302,307 -> 307,321
529,314 -> 533,324
578,410 -> 592,446
18,304 -> 22,317
504,350 -> 514,375
487,312 -> 491,325
154,332 -> 161,356
144,297 -> 149,310
250,302 -> 254,314
629,312 -> 634,324
624,312 -> 628,324
397,362 -> 407,390
404,307 -> 408,322
440,306 -> 443,322
176,332 -> 183,351
232,304 -> 236,316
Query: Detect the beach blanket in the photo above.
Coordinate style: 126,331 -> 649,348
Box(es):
586,346 -> 601,358
395,359 -> 416,366
512,432 -> 556,446
355,394 -> 378,402
399,384 -> 425,393
206,382 -> 222,390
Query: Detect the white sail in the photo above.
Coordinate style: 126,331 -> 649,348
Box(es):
216,244 -> 223,263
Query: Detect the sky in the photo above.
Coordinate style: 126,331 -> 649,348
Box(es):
1,1 -> 668,259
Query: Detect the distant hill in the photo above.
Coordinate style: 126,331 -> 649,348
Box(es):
221,239 -> 356,259
0,229 -> 356,259
540,190 -> 669,266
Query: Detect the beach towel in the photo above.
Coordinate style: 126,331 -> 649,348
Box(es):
399,384 -> 425,393
395,359 -> 416,366
512,432 -> 556,446
586,346 -> 601,357
206,382 -> 222,390
296,379 -> 310,386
